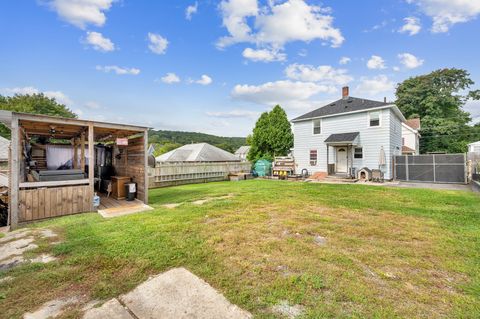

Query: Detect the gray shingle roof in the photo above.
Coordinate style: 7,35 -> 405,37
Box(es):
235,146 -> 250,155
156,143 -> 240,162
292,97 -> 390,122
324,132 -> 359,143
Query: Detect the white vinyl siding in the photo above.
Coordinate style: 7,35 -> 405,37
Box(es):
293,107 -> 400,179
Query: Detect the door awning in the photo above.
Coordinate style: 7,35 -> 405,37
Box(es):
324,132 -> 360,145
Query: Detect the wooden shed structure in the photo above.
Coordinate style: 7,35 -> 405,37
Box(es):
0,111 -> 149,228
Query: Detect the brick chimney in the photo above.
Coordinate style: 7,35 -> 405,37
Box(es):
342,86 -> 349,99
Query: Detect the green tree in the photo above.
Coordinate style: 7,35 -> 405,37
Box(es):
248,105 -> 293,161
395,68 -> 480,153
0,93 -> 77,138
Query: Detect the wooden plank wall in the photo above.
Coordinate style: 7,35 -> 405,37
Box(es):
18,185 -> 91,222
115,136 -> 146,201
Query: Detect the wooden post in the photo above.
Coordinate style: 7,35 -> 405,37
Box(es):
10,115 -> 19,228
144,129 -> 149,204
73,138 -> 78,169
88,124 -> 94,211
326,145 -> 329,175
80,132 -> 85,172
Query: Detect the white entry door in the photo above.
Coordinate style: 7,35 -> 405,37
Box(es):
336,147 -> 347,173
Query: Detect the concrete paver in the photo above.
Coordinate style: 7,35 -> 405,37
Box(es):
120,267 -> 252,319
83,298 -> 134,319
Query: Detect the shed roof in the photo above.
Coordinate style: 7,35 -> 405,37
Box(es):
156,143 -> 240,162
235,146 -> 250,155
324,132 -> 359,144
0,136 -> 9,161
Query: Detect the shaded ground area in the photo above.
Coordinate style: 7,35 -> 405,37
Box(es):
0,180 -> 479,318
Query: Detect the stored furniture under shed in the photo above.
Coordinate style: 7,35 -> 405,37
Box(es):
0,111 -> 149,228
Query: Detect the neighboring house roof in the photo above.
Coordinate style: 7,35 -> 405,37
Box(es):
292,97 -> 393,122
402,145 -> 416,154
405,118 -> 420,130
468,141 -> 480,146
156,143 -> 240,162
147,144 -> 156,156
235,146 -> 250,155
0,136 -> 9,161
324,132 -> 359,144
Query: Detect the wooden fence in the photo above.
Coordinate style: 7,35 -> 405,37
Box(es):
149,162 -> 251,188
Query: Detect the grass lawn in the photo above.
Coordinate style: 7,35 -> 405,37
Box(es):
1,180 -> 479,318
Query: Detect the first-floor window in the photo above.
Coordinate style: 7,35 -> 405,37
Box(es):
310,150 -> 317,166
354,147 -> 363,159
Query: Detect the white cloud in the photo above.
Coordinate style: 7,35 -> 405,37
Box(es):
393,66 -> 401,72
85,31 -> 115,52
206,109 -> 260,119
398,53 -> 424,69
217,0 -> 344,50
160,73 -> 181,84
46,0 -> 115,29
284,64 -> 353,85
147,33 -> 168,55
192,75 -> 213,85
367,55 -> 386,70
231,80 -> 335,109
242,47 -> 286,62
407,0 -> 480,33
339,57 -> 351,65
399,17 -> 421,35
185,2 -> 198,20
465,100 -> 480,124
95,65 -> 140,75
355,75 -> 394,96
2,86 -> 73,105
85,101 -> 101,109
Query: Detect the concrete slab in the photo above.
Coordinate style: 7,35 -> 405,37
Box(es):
83,298 -> 134,319
23,296 -> 79,319
271,301 -> 305,319
0,237 -> 37,260
98,204 -> 154,218
0,255 -> 25,271
0,229 -> 31,244
120,267 -> 252,319
39,229 -> 57,238
30,254 -> 57,264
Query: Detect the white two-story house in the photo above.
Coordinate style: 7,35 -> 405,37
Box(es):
292,87 -> 405,180
401,118 -> 421,155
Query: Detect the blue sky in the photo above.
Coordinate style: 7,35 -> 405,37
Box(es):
1,0 -> 479,137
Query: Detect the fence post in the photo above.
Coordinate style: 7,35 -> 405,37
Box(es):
405,155 -> 409,181
433,154 -> 436,183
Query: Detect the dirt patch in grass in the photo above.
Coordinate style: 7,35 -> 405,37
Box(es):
200,203 -> 469,318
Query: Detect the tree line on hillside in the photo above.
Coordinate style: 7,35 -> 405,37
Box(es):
148,130 -> 246,156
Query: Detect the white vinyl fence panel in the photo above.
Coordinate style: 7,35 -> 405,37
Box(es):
149,162 -> 251,188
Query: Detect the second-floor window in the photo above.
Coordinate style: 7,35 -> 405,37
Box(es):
313,119 -> 321,135
369,111 -> 380,127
